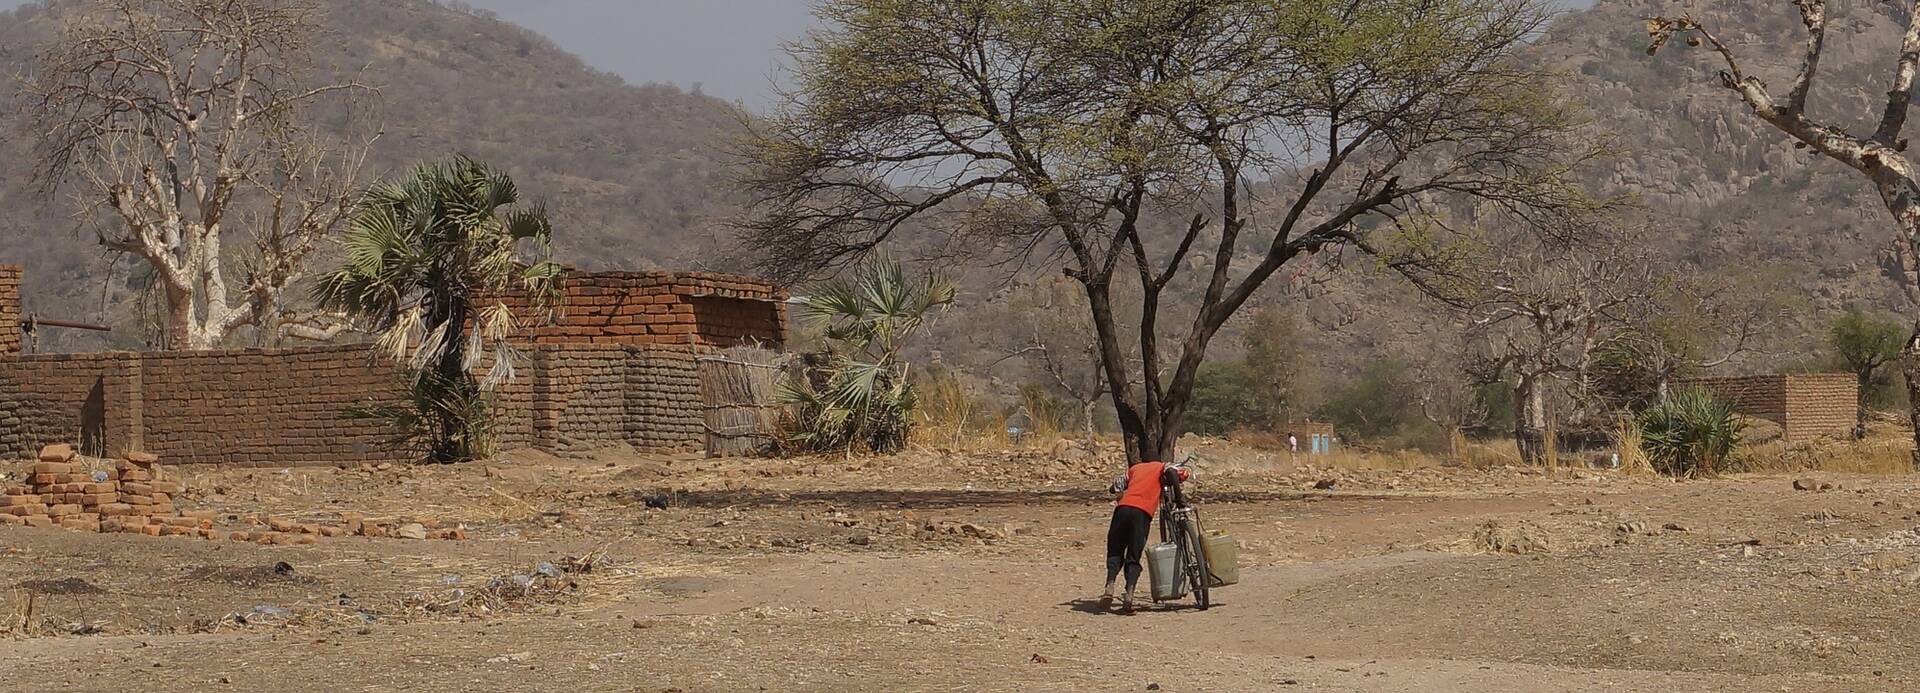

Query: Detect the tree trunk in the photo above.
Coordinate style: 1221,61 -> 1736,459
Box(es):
1513,374 -> 1548,466
1081,399 -> 1098,447
1905,340 -> 1920,471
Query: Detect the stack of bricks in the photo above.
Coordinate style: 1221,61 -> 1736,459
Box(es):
2,444 -> 211,537
1679,373 -> 1860,442
0,264 -> 19,356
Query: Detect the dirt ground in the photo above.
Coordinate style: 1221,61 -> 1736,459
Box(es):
3,443 -> 1919,692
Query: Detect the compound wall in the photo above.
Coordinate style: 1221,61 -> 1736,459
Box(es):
1678,373 -> 1858,442
0,344 -> 708,466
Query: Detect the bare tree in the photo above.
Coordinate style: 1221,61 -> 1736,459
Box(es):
739,0 -> 1601,464
1458,227 -> 1649,464
1646,3 -> 1920,466
23,0 -> 377,350
995,277 -> 1115,444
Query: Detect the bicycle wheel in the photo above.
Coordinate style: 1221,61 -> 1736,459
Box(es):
1178,514 -> 1210,610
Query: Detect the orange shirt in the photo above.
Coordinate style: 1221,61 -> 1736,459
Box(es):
1115,462 -> 1186,516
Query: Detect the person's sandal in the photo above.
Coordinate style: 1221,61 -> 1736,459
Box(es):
1119,591 -> 1135,615
1098,593 -> 1113,609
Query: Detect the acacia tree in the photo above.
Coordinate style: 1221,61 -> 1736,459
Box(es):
1829,307 -> 1906,426
24,0 -> 376,349
741,0 -> 1599,464
1646,4 -> 1920,466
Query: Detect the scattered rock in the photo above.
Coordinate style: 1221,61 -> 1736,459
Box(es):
1662,522 -> 1690,533
1147,684 -> 1162,691
1313,479 -> 1337,490
848,535 -> 873,546
1793,478 -> 1818,491
1030,654 -> 1050,664
486,652 -> 533,664
908,617 -> 938,626
394,523 -> 429,540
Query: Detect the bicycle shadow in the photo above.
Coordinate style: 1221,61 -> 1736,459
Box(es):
1061,598 -> 1218,615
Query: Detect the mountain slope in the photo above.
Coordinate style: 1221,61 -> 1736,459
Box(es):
0,0 -> 750,348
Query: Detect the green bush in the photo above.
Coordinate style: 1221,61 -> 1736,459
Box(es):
1636,388 -> 1744,477
1185,361 -> 1265,436
1314,360 -> 1415,443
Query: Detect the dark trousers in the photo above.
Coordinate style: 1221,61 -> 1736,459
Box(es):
1104,506 -> 1152,591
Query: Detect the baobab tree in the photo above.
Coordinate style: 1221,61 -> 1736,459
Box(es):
24,0 -> 377,349
740,0 -> 1601,464
1646,3 -> 1920,466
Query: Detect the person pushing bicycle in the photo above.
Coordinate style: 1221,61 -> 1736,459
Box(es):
1100,456 -> 1189,614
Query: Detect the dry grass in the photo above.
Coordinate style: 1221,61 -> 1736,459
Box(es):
1736,436 -> 1916,475
1613,418 -> 1657,477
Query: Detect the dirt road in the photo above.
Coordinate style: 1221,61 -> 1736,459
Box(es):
1,453 -> 1914,691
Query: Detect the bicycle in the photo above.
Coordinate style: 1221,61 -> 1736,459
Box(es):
1154,458 -> 1211,610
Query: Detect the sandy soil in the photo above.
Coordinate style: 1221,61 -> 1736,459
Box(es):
2,445 -> 1916,692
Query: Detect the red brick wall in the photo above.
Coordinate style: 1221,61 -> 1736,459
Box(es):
0,265 -> 20,356
508,271 -> 787,349
0,343 -> 709,466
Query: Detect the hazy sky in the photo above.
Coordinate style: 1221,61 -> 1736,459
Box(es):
3,0 -> 1596,110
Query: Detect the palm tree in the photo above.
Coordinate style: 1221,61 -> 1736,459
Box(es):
782,257 -> 954,453
315,155 -> 562,462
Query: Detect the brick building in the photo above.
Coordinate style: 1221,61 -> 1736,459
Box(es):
0,268 -> 788,465
0,265 -> 19,356
1677,374 -> 1857,442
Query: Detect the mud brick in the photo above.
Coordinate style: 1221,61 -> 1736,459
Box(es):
125,452 -> 159,465
37,444 -> 75,462
291,535 -> 318,545
151,480 -> 183,494
255,532 -> 284,546
162,516 -> 199,528
152,493 -> 171,503
58,519 -> 99,533
120,482 -> 153,496
153,503 -> 175,515
361,524 -> 388,538
229,531 -> 253,542
3,504 -> 48,516
317,526 -> 345,538
161,526 -> 194,537
83,483 -> 115,494
47,504 -> 80,516
0,495 -> 39,507
183,510 -> 218,521
22,516 -> 52,528
98,503 -> 134,516
0,515 -> 23,526
120,494 -> 155,506
27,461 -> 71,475
59,473 -> 90,484
198,529 -> 221,541
2,486 -> 27,495
100,519 -> 126,533
60,494 -> 82,504
30,474 -> 56,486
120,469 -> 152,482
82,493 -> 117,506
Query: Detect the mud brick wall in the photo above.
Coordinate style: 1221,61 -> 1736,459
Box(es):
510,345 -> 703,454
1,340 -> 714,466
1679,374 -> 1857,442
136,346 -> 412,465
0,265 -> 20,355
0,352 -> 134,459
1781,373 -> 1858,442
0,346 -> 410,465
507,271 -> 788,349
625,347 -> 703,452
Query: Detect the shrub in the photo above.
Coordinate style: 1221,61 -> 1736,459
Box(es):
1636,388 -> 1744,477
1185,361 -> 1266,436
